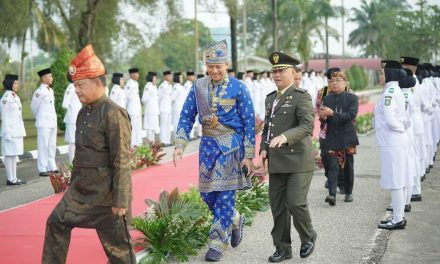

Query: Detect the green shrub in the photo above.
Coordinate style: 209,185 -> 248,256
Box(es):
50,48 -> 76,131
235,177 -> 269,225
132,188 -> 211,263
345,65 -> 368,90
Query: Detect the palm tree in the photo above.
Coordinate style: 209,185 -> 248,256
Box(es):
348,0 -> 409,57
292,0 -> 339,70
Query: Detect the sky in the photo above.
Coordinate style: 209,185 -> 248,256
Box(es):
5,0 -> 440,61
182,0 -> 440,57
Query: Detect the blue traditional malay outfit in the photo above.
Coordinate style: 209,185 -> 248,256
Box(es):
175,40 -> 255,254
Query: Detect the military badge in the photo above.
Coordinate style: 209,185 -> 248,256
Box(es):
381,62 -> 387,68
273,53 -> 279,64
66,90 -> 70,95
2,100 -> 6,105
400,57 -> 404,63
36,93 -> 40,98
389,88 -> 394,93
384,96 -> 392,106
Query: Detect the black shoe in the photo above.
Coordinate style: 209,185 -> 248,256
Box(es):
426,167 -> 430,174
421,175 -> 426,182
344,194 -> 353,202
300,232 -> 317,258
429,164 -> 434,169
6,180 -> 21,186
39,172 -> 49,177
205,248 -> 223,262
52,170 -> 60,174
380,218 -> 407,226
231,216 -> 245,248
386,205 -> 393,211
411,194 -> 422,202
378,220 -> 406,230
325,195 -> 336,206
268,249 -> 292,262
324,180 -> 328,189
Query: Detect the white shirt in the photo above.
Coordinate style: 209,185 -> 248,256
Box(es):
124,79 -> 141,116
374,81 -> 409,146
110,84 -> 127,109
62,83 -> 82,125
158,80 -> 173,114
172,83 -> 187,116
0,90 -> 26,139
31,84 -> 57,128
141,82 -> 159,115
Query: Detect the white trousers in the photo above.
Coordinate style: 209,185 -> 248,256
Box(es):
130,114 -> 143,147
160,113 -> 171,144
390,188 -> 405,223
68,143 -> 75,163
146,130 -> 155,142
4,156 -> 17,182
37,127 -> 57,173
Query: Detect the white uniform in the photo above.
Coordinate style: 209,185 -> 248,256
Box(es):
375,81 -> 412,223
109,84 -> 127,109
252,79 -> 262,119
31,84 -> 58,173
411,77 -> 426,196
172,83 -> 187,133
419,78 -> 434,169
375,82 -> 412,188
158,80 -> 173,144
62,83 -> 82,162
244,77 -> 254,101
401,87 -> 417,204
124,79 -> 143,147
0,90 -> 26,183
141,82 -> 159,142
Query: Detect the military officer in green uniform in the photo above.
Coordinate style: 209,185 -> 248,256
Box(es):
260,52 -> 317,262
42,45 -> 135,264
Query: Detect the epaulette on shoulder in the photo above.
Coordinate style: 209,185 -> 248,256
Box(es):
294,87 -> 307,93
266,90 -> 276,97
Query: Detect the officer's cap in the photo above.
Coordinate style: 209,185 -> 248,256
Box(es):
269,52 -> 300,70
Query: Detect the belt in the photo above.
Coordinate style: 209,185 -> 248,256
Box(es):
202,123 -> 235,137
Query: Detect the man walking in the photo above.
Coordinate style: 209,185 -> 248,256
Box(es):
260,52 -> 317,262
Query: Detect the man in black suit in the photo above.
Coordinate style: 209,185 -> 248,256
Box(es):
319,71 -> 359,205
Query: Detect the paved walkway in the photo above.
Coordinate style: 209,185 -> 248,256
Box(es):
171,133 -> 440,264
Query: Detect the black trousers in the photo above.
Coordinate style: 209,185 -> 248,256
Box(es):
326,154 -> 354,196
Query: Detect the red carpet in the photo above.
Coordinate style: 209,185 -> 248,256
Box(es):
0,153 -> 200,264
0,103 -> 374,263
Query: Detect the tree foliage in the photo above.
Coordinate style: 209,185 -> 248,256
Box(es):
50,48 -> 75,130
348,0 -> 440,61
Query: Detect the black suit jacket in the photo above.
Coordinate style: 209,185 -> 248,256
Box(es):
322,92 -> 359,151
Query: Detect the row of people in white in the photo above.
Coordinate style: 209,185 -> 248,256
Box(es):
375,58 -> 439,229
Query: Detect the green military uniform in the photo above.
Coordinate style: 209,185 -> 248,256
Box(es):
261,52 -> 317,255
42,95 -> 135,263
